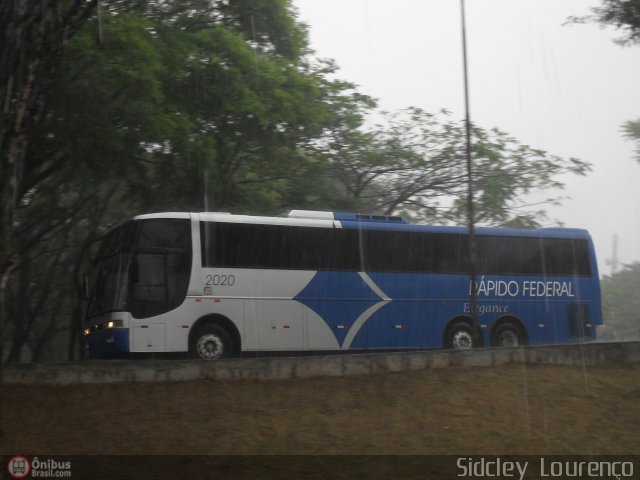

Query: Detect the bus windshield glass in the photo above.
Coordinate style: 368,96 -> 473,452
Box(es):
87,252 -> 132,317
87,219 -> 192,319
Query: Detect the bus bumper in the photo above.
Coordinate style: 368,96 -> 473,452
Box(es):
85,328 -> 130,358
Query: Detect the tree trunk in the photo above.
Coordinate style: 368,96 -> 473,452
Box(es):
0,0 -> 96,446
1,0 -> 98,359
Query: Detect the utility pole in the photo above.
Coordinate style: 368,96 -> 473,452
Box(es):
460,0 -> 479,337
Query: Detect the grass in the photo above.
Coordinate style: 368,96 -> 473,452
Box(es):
2,363 -> 640,455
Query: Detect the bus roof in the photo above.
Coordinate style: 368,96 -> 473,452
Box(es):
132,211 -> 592,240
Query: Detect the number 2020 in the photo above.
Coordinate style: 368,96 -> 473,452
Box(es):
205,274 -> 235,286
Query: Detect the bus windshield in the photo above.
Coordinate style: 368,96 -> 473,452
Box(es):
86,218 -> 192,319
87,252 -> 132,317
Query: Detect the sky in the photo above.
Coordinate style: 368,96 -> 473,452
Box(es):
293,0 -> 640,277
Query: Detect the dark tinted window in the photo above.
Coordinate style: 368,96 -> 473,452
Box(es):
475,236 -> 591,276
129,220 -> 192,318
130,254 -> 166,317
135,219 -> 192,251
362,229 -> 469,273
129,250 -> 192,319
477,236 -> 591,275
200,221 -> 591,276
90,218 -> 193,319
201,222 -> 360,270
543,238 -> 592,276
476,236 -> 543,275
87,254 -> 131,316
95,222 -> 136,262
94,219 -> 191,262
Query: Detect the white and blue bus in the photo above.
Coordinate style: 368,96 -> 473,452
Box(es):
83,210 -> 602,359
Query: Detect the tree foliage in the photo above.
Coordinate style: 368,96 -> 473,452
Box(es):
326,108 -> 590,227
569,1 -> 640,163
568,0 -> 640,45
622,118 -> 640,163
600,262 -> 640,340
4,0 -> 373,361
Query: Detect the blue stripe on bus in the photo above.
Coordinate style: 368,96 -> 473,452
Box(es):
295,271 -> 385,345
347,299 -> 597,349
296,271 -> 600,349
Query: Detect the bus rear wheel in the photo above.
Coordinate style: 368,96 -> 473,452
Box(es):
190,324 -> 232,360
494,324 -> 523,348
446,322 -> 478,350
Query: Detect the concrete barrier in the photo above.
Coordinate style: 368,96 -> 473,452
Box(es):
4,341 -> 640,386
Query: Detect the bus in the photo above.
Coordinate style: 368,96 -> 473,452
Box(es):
83,210 -> 602,359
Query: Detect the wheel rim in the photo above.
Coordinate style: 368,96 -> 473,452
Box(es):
452,330 -> 473,350
498,330 -> 519,347
196,333 -> 224,359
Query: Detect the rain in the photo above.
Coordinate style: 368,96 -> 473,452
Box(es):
1,0 -> 639,477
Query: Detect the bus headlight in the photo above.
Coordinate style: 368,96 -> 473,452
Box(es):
84,320 -> 123,335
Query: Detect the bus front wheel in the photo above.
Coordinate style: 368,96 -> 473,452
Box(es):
190,324 -> 232,360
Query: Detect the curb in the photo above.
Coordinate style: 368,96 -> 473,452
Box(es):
4,341 -> 639,385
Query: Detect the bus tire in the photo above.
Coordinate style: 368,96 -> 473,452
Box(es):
494,323 -> 523,348
190,324 -> 232,360
446,322 -> 477,350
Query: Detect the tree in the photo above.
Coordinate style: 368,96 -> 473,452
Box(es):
600,262 -> 640,340
623,119 -> 640,163
568,0 -> 640,45
0,0 -> 97,364
6,171 -> 124,362
2,8 -> 188,361
85,1 -> 373,214
324,108 -> 591,227
3,0 -> 372,361
568,1 -> 640,164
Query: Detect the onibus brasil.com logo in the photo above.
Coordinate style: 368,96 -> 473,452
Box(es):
7,456 -> 71,478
